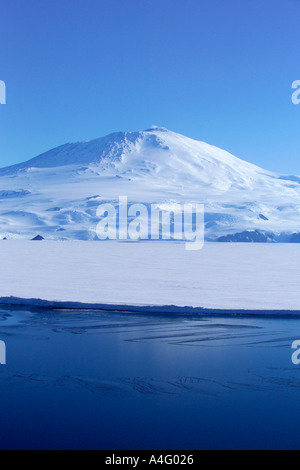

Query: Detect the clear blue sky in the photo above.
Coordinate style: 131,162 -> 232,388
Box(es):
0,0 -> 300,173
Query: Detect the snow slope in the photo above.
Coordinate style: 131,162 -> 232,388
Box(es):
0,241 -> 299,311
0,126 -> 300,240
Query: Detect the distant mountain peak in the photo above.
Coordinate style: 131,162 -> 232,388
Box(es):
0,127 -> 275,187
0,127 -> 300,242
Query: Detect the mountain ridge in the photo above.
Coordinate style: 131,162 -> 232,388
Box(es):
0,127 -> 299,241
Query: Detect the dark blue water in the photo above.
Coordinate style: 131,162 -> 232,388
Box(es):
0,307 -> 300,449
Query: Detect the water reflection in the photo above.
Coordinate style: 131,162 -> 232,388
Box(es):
0,307 -> 299,449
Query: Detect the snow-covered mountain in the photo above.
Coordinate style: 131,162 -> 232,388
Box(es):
0,126 -> 300,241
